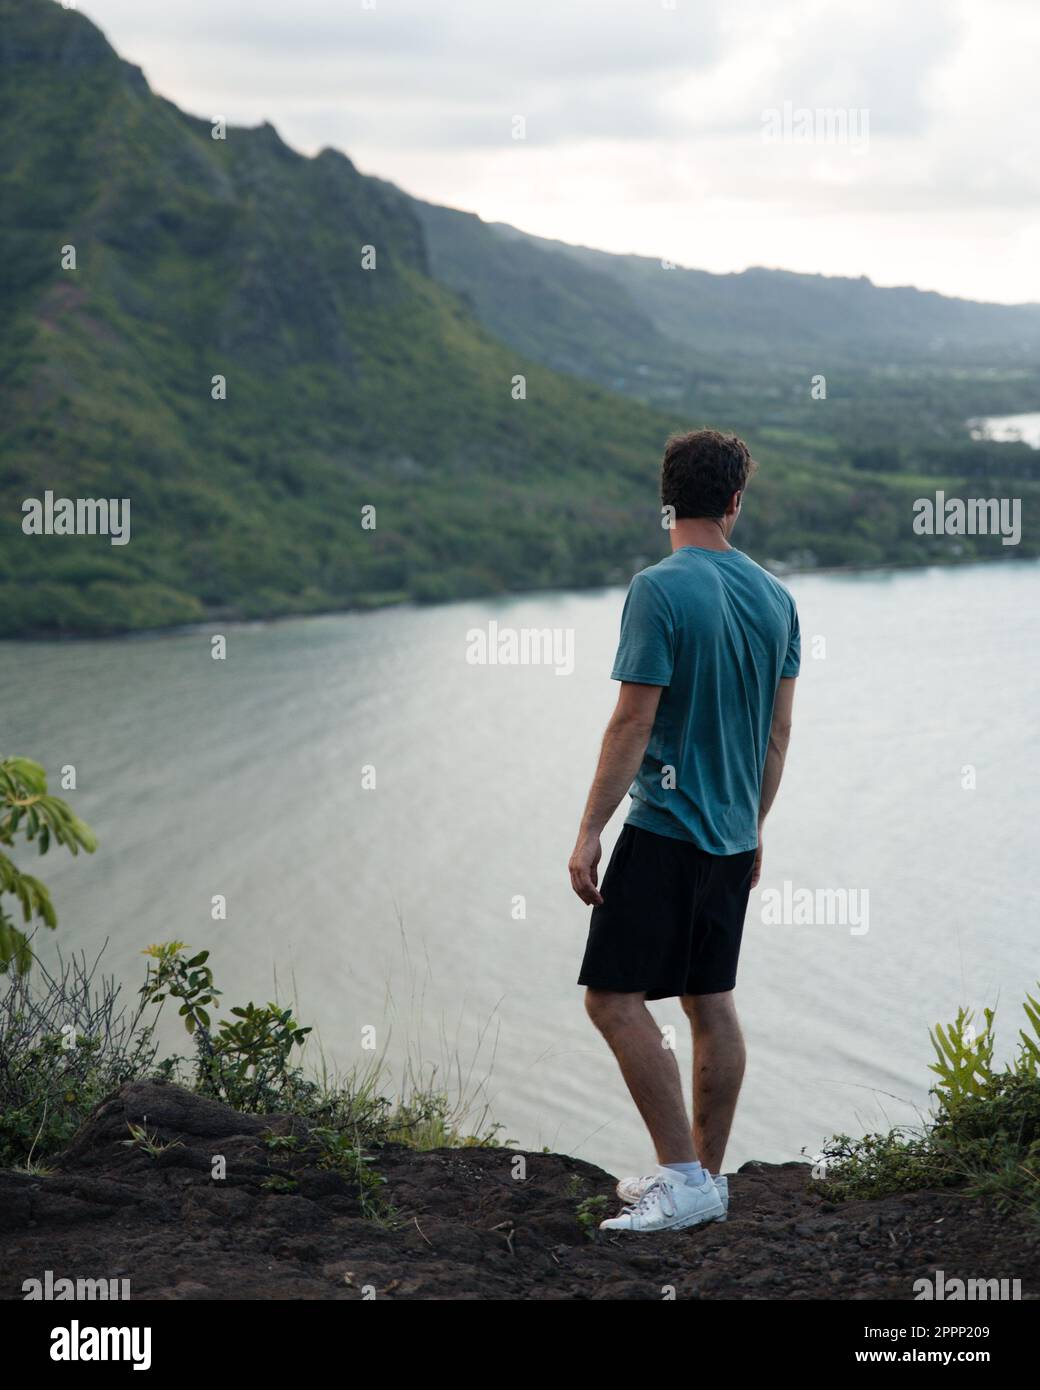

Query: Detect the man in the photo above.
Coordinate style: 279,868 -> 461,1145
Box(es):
569,428 -> 799,1233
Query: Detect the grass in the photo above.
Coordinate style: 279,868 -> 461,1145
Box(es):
0,943 -> 158,1167
120,1122 -> 183,1158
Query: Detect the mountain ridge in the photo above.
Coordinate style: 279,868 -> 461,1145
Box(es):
1,0 -> 1037,638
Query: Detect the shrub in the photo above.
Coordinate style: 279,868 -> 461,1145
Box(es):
0,938 -> 504,1176
817,985 -> 1040,1215
0,945 -> 156,1169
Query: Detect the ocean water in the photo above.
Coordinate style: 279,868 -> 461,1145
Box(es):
3,559 -> 1037,1178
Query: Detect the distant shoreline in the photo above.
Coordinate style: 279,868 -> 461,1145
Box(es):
2,550 -> 1035,645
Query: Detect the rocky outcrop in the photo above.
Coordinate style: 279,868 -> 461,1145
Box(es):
1,1080 -> 1036,1300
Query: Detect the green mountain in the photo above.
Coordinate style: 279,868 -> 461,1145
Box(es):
410,196 -> 1040,426
1,0 -> 1036,638
512,230 -> 1040,366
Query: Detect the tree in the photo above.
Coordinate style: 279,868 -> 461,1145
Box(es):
0,757 -> 96,972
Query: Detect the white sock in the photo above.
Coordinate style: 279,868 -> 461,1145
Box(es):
663,1160 -> 707,1185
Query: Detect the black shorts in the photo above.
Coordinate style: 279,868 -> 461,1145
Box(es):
577,824 -> 757,1000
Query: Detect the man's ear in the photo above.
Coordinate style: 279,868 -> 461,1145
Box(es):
730,490 -> 743,517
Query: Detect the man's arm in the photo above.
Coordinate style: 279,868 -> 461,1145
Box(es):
568,682 -> 663,906
753,676 -> 796,887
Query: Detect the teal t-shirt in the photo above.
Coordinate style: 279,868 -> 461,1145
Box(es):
611,546 -> 800,855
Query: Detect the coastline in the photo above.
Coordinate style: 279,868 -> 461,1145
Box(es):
2,551 -> 1035,645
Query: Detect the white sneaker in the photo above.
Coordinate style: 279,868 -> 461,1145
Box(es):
600,1166 -> 724,1232
616,1170 -> 728,1221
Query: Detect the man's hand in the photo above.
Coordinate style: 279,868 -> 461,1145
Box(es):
569,832 -> 603,906
751,833 -> 763,889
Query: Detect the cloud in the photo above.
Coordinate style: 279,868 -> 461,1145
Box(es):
77,0 -> 1040,301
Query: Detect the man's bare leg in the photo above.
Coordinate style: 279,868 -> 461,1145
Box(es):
681,990 -> 746,1174
585,988 -> 697,1164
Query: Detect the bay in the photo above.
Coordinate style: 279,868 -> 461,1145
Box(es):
2,559 -> 1037,1177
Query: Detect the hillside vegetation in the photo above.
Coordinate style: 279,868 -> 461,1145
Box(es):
1,0 -> 1037,637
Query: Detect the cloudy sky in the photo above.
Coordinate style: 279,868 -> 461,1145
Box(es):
79,0 -> 1039,304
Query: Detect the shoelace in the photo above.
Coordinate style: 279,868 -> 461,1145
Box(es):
623,1177 -> 676,1220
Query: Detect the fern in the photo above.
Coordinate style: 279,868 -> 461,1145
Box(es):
928,1006 -> 995,1109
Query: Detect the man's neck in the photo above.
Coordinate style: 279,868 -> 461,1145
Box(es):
670,517 -> 734,553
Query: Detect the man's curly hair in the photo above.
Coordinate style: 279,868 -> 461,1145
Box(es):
661,429 -> 757,520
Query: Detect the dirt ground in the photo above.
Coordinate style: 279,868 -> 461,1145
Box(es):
2,1080 -> 1036,1300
